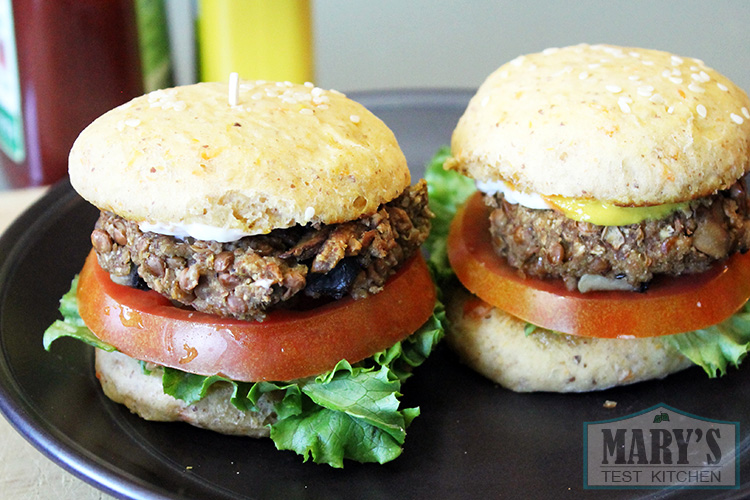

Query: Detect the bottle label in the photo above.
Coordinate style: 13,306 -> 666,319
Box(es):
0,0 -> 24,163
135,0 -> 173,91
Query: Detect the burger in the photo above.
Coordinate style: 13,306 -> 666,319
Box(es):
44,79 -> 443,467
426,44 -> 750,392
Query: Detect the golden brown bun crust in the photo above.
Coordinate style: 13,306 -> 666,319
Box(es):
95,350 -> 277,437
70,81 -> 410,234
444,287 -> 693,392
447,44 -> 750,205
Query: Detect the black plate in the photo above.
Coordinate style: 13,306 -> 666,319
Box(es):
1,90 -> 749,500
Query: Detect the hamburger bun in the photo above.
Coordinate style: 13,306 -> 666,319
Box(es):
95,350 -> 278,436
445,287 -> 692,392
446,44 -> 750,206
69,80 -> 410,235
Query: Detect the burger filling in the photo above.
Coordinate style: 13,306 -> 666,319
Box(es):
91,180 -> 431,320
485,179 -> 750,292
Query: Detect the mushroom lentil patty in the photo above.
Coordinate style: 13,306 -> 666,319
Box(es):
485,179 -> 750,292
92,180 -> 432,321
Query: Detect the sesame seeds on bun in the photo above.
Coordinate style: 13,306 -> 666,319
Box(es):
69,80 -> 410,236
447,44 -> 750,206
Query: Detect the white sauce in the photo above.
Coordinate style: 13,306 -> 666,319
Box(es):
475,179 -> 552,210
138,221 -> 251,243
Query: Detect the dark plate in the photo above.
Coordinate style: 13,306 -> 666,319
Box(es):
1,90 -> 749,500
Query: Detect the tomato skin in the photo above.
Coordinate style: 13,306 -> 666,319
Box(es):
77,251 -> 436,381
447,192 -> 750,338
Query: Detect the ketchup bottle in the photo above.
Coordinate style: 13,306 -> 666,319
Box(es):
0,0 -> 146,188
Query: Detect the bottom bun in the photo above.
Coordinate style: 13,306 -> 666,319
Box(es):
445,287 -> 693,392
95,350 -> 279,437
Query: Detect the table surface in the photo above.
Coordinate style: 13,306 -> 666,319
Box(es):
0,186 -> 110,499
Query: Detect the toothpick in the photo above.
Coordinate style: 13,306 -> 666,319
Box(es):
228,72 -> 239,106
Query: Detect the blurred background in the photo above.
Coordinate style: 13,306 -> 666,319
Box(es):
2,0 -> 749,190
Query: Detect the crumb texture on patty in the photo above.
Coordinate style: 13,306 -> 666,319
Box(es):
93,181 -> 431,320
486,178 -> 750,290
448,44 -> 750,205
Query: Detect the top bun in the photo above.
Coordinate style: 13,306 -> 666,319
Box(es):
69,80 -> 410,235
447,44 -> 750,205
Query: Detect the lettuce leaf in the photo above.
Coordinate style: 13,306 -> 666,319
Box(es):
423,145 -> 475,282
42,276 -> 117,353
422,147 -> 750,379
664,302 -> 750,377
44,275 -> 445,468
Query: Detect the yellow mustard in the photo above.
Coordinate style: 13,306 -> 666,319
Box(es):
545,196 -> 688,226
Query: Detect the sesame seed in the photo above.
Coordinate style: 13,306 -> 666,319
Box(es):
731,113 -> 744,124
499,70 -> 509,78
671,68 -> 682,76
552,66 -> 572,77
688,82 -> 705,93
662,70 -> 671,78
696,104 -> 707,118
578,72 -> 589,80
311,87 -> 324,98
251,92 -> 262,100
718,82 -> 729,91
510,56 -> 525,67
628,75 -> 641,81
649,93 -> 665,104
304,81 -> 314,88
588,63 -> 601,69
318,104 -> 329,110
637,86 -> 654,97
480,96 -> 490,107
668,106 -> 675,114
299,108 -> 314,115
349,114 -> 361,123
743,107 -> 750,119
671,55 -> 684,66
542,47 -> 559,55
305,207 -> 315,219
629,51 -> 641,58
606,85 -> 622,93
669,76 -> 683,84
642,60 -> 655,66
618,96 -> 632,113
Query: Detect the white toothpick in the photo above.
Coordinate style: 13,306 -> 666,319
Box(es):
228,72 -> 239,106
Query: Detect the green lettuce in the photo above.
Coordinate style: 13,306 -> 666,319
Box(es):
423,145 -> 475,282
44,276 -> 445,468
423,147 -> 750,378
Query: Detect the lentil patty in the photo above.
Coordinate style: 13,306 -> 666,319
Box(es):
92,180 -> 431,321
486,179 -> 750,291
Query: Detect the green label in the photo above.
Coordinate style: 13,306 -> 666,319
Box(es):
135,0 -> 173,91
0,0 -> 25,163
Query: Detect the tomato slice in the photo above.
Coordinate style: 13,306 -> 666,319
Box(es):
77,250 -> 436,381
447,192 -> 750,338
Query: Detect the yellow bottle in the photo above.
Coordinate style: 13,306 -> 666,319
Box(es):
198,0 -> 313,83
